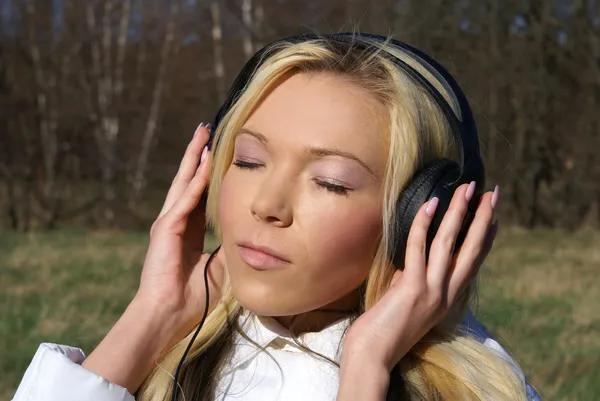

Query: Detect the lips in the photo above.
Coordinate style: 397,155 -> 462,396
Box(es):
236,242 -> 291,270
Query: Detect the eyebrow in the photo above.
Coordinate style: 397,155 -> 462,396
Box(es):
238,128 -> 376,176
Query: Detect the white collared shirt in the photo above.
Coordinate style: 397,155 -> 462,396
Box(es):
214,312 -> 348,400
11,310 -> 541,400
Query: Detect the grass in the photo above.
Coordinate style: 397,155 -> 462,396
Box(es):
1,228 -> 599,400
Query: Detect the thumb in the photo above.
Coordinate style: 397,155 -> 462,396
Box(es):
389,269 -> 403,289
195,247 -> 226,294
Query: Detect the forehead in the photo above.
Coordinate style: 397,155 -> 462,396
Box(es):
242,72 -> 388,176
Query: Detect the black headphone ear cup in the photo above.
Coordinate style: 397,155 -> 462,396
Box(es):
392,159 -> 461,267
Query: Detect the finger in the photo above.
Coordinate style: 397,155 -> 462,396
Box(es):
185,204 -> 208,252
447,191 -> 496,301
450,220 -> 499,302
403,197 -> 439,284
426,182 -> 474,291
471,219 -> 499,278
480,220 -> 499,261
194,248 -> 226,286
159,124 -> 210,218
163,149 -> 212,227
389,269 -> 403,289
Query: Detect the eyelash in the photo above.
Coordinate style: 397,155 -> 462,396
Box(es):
316,181 -> 350,196
233,160 -> 260,170
232,159 -> 352,196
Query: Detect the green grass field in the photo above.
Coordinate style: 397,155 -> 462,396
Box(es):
1,228 -> 599,400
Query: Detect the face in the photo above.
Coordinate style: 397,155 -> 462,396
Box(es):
218,72 -> 388,317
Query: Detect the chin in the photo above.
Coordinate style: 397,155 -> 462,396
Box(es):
231,281 -> 321,317
232,286 -> 296,316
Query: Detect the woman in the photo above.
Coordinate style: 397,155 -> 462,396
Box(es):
13,33 -> 541,400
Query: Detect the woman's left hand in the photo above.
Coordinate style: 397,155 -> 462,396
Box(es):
341,182 -> 499,373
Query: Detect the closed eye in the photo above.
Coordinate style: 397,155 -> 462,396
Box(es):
234,159 -> 352,196
233,160 -> 262,169
314,180 -> 352,196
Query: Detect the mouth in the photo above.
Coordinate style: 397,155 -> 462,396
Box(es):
236,242 -> 291,270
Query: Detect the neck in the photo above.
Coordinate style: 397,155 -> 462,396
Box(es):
273,288 -> 360,335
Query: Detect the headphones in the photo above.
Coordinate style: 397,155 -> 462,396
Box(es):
171,33 -> 484,401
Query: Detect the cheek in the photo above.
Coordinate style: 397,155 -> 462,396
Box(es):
217,171 -> 239,238
306,200 -> 382,275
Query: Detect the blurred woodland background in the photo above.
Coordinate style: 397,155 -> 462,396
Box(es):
2,1 -> 600,400
1,0 -> 600,230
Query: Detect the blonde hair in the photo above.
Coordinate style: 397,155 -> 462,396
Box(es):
137,35 -> 528,400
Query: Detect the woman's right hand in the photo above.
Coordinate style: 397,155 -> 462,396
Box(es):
81,124 -> 225,394
135,123 -> 226,340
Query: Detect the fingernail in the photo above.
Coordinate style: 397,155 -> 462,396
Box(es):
200,146 -> 208,164
194,122 -> 205,136
465,181 -> 476,202
426,197 -> 439,217
491,185 -> 499,209
206,123 -> 213,132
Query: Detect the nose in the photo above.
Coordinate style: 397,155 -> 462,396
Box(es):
250,172 -> 294,227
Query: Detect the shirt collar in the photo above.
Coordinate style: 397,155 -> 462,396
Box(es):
226,310 -> 351,371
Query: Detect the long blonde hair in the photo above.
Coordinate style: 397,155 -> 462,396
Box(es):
137,35 -> 528,400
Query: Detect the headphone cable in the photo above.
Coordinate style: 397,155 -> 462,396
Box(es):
171,245 -> 221,401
